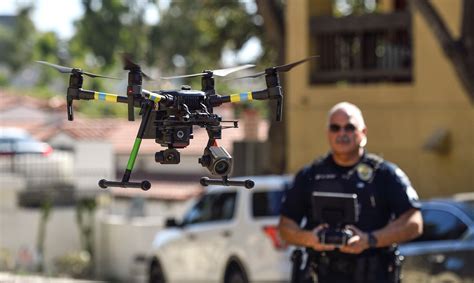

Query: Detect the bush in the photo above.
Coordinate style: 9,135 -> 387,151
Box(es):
54,250 -> 91,278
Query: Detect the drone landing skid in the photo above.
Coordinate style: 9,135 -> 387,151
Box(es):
99,179 -> 152,191
200,176 -> 255,189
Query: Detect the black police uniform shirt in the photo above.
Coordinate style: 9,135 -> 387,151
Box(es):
281,152 -> 420,253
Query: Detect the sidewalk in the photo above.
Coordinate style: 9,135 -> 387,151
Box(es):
0,273 -> 106,283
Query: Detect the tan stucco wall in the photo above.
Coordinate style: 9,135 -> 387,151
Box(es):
286,0 -> 473,198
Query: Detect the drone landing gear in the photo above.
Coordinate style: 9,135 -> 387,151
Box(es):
200,176 -> 255,189
99,179 -> 151,191
99,101 -> 154,191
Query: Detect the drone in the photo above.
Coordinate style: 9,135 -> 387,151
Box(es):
37,55 -> 317,191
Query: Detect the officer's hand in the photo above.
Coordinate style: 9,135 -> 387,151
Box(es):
339,225 -> 369,254
309,224 -> 336,252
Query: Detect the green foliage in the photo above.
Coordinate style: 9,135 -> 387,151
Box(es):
0,248 -> 14,271
76,100 -> 129,118
148,0 -> 264,75
36,197 -> 52,273
0,6 -> 36,72
0,74 -> 8,87
71,0 -> 150,68
74,198 -> 97,278
6,86 -> 59,99
54,251 -> 91,278
3,1 -> 281,121
34,32 -> 63,85
35,32 -> 60,60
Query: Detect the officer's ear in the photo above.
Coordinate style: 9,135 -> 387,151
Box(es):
360,128 -> 368,147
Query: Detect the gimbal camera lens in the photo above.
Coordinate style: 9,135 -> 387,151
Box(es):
213,159 -> 230,176
155,148 -> 181,164
199,146 -> 232,176
176,130 -> 185,139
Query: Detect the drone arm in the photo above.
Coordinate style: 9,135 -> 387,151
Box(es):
210,90 -> 268,106
71,88 -> 172,105
64,88 -> 128,120
212,87 -> 282,121
142,89 -> 174,106
78,89 -> 129,103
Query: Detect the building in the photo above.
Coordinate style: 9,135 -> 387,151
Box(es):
285,0 -> 473,198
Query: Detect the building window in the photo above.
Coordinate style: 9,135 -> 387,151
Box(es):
309,5 -> 412,84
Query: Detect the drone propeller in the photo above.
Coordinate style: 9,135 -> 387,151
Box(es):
231,56 -> 319,79
161,64 -> 255,80
121,54 -> 154,81
36,61 -> 119,79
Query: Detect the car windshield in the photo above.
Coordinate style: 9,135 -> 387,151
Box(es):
182,192 -> 237,225
0,128 -> 46,154
252,190 -> 285,218
459,201 -> 474,218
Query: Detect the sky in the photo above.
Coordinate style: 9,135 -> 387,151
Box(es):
0,0 -> 261,64
0,0 -> 160,39
0,0 -> 84,39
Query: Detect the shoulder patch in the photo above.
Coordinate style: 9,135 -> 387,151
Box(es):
357,163 -> 374,181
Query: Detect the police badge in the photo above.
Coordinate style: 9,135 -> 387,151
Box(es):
356,163 -> 373,181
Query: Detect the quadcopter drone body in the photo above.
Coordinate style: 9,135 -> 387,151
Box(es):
38,56 -> 316,191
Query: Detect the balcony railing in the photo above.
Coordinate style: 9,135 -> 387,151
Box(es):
309,11 -> 412,84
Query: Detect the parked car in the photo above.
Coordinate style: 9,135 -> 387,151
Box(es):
148,175 -> 293,283
0,127 -> 73,190
399,198 -> 474,283
0,127 -> 52,155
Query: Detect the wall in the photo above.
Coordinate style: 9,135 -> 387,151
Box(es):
0,174 -> 82,273
74,142 -> 115,190
0,173 -> 194,281
95,198 -> 193,281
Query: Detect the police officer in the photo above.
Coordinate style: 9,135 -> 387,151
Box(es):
279,102 -> 423,283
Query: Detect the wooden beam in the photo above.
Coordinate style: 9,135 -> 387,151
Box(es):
412,0 -> 474,102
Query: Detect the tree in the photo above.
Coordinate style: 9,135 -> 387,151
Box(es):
76,198 -> 97,277
71,0 -> 149,68
71,0 -> 290,173
0,6 -> 36,72
147,0 -> 264,74
148,0 -> 288,174
34,32 -> 63,85
36,198 -> 52,273
412,0 -> 474,102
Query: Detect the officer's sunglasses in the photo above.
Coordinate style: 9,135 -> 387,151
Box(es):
329,123 -> 357,133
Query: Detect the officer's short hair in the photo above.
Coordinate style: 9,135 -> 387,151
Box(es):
327,102 -> 366,130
